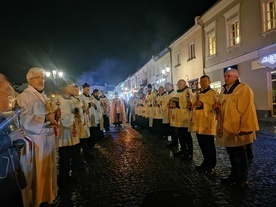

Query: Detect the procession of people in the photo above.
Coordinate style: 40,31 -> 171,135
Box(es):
0,67 -> 259,206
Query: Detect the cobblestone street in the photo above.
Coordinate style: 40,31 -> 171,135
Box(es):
54,124 -> 276,207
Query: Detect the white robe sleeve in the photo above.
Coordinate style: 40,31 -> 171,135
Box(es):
17,91 -> 46,134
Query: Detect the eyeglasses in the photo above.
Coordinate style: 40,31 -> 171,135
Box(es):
30,76 -> 45,81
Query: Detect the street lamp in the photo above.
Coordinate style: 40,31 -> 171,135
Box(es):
161,66 -> 170,76
45,70 -> 64,79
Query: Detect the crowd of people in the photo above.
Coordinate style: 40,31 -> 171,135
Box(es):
0,67 -> 259,207
128,69 -> 259,189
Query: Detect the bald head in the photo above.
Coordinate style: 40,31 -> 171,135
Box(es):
0,74 -> 14,112
164,82 -> 173,92
224,69 -> 239,86
177,79 -> 186,90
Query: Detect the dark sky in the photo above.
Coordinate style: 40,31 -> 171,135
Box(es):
0,0 -> 218,86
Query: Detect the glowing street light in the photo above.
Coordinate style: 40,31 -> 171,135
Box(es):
162,66 -> 170,76
45,70 -> 64,79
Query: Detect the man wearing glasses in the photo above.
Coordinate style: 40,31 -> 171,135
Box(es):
17,67 -> 57,207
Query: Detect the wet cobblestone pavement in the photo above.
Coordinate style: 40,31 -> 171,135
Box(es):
54,123 -> 276,207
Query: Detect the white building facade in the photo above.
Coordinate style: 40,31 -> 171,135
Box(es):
116,0 -> 276,117
202,0 -> 276,118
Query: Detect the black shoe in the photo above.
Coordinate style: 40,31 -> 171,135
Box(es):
182,154 -> 193,161
247,155 -> 254,161
221,175 -> 236,185
173,151 -> 184,157
232,180 -> 249,189
40,202 -> 56,207
73,165 -> 85,171
66,175 -> 77,184
205,168 -> 215,175
165,144 -> 173,148
195,165 -> 206,172
84,154 -> 95,161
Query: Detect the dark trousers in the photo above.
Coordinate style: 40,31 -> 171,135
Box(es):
152,119 -> 163,137
1,191 -> 23,207
103,115 -> 110,129
196,134 -> 216,169
171,127 -> 179,147
246,143 -> 254,160
71,143 -> 82,168
130,114 -> 137,127
171,127 -> 193,155
79,138 -> 92,159
58,146 -> 74,186
137,115 -> 147,129
88,125 -> 100,147
162,123 -> 171,138
226,146 -> 248,182
177,127 -> 193,156
127,108 -> 130,122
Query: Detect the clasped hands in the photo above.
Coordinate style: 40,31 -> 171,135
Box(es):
192,101 -> 203,108
45,108 -> 61,125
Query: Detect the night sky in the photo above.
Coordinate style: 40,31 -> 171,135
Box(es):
0,0 -> 218,86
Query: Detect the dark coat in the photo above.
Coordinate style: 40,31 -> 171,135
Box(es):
0,116 -> 26,201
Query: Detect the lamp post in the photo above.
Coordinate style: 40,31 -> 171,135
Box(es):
161,66 -> 171,82
45,70 -> 64,79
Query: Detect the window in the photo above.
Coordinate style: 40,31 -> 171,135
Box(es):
230,21 -> 240,46
224,4 -> 241,48
166,58 -> 170,69
261,0 -> 276,32
208,35 -> 216,56
188,42 -> 196,61
204,21 -> 217,57
175,51 -> 181,67
210,81 -> 222,94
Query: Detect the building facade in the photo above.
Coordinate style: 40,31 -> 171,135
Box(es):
115,0 -> 276,117
202,0 -> 276,117
169,21 -> 204,90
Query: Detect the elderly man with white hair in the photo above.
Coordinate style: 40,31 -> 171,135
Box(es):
16,67 -> 57,207
215,69 -> 259,189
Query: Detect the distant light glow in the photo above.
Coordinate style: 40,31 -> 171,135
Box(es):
58,71 -> 63,77
45,71 -> 51,77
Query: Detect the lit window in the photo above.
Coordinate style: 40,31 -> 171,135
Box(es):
261,0 -> 276,32
208,35 -> 216,56
230,21 -> 240,46
204,21 -> 217,57
224,4 -> 241,48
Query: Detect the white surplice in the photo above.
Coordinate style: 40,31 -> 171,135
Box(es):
16,85 -> 57,207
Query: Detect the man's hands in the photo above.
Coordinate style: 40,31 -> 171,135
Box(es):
9,128 -> 25,142
45,113 -> 57,124
192,101 -> 203,108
